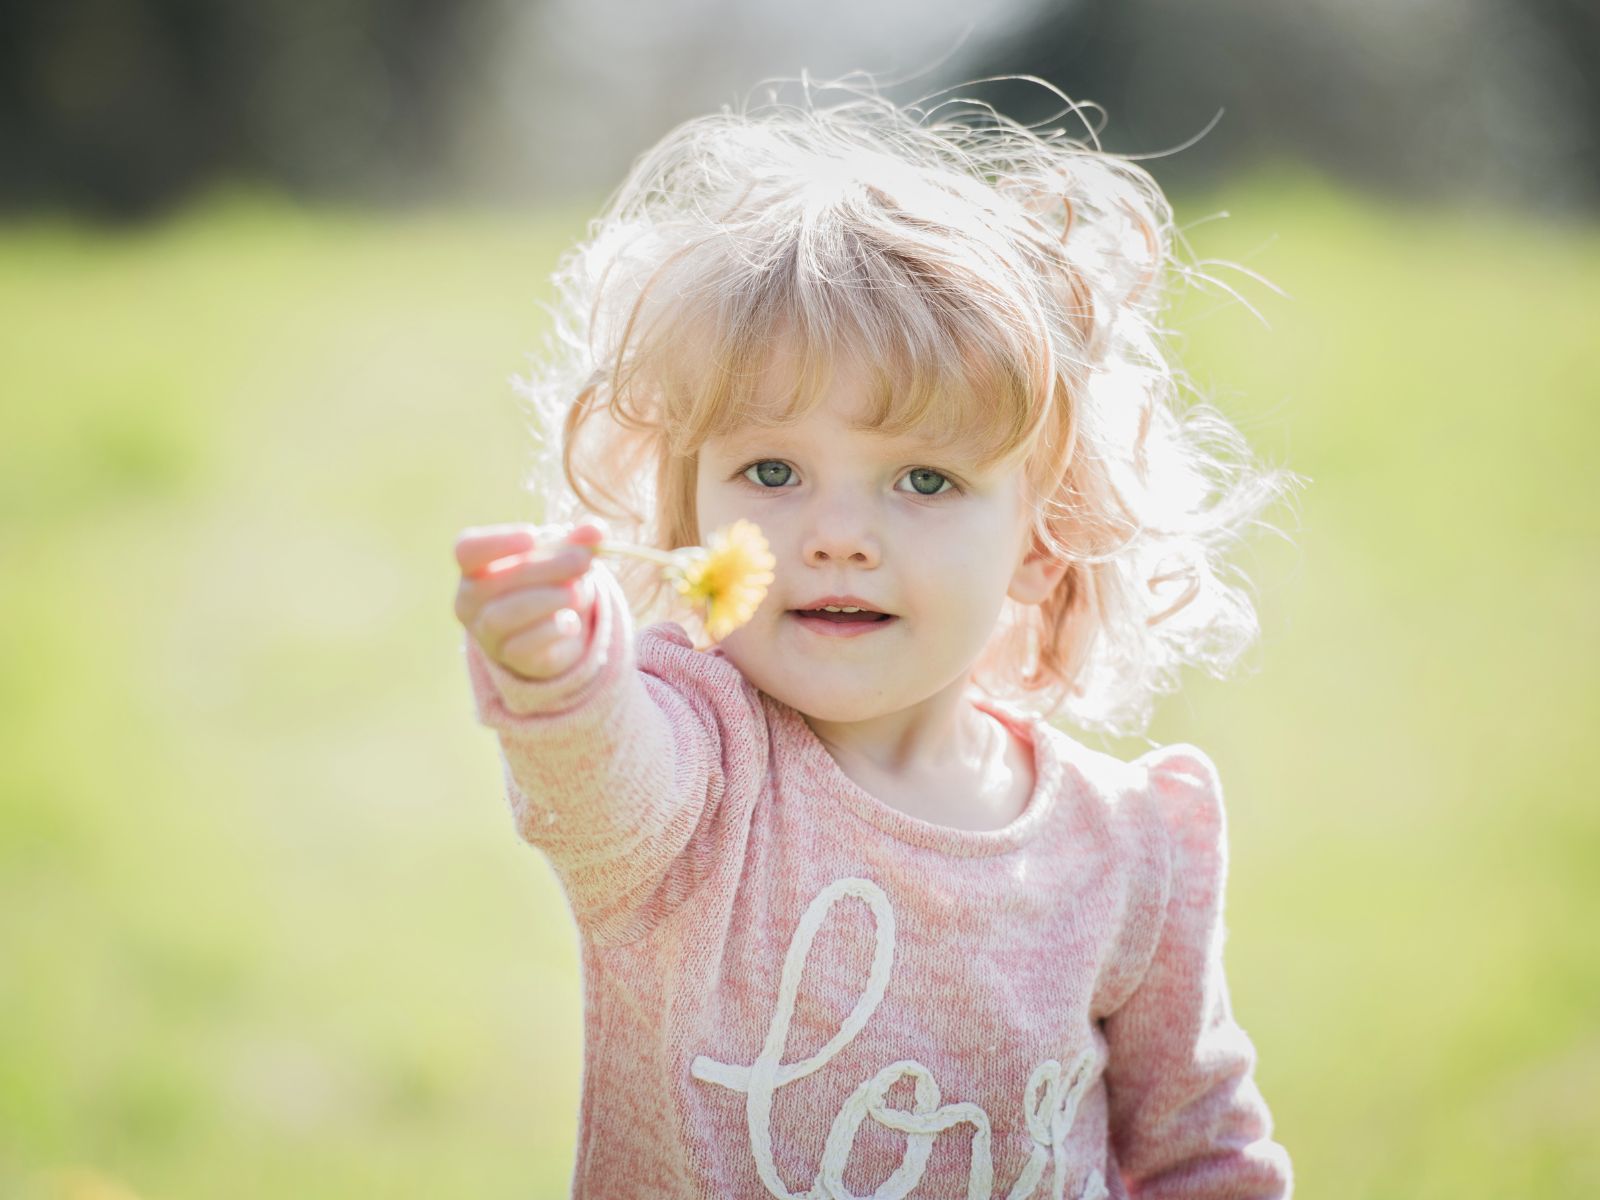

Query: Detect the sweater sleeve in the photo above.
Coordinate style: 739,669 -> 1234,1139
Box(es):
1101,744 -> 1293,1199
462,559 -> 762,947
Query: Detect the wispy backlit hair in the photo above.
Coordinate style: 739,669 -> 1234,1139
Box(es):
521,77 -> 1302,736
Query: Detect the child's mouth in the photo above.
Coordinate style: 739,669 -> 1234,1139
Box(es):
788,609 -> 897,638
793,609 -> 893,623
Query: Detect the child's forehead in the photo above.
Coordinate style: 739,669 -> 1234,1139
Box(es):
705,338 -> 1015,457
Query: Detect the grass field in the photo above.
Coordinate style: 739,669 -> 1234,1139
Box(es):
2,171 -> 1597,1197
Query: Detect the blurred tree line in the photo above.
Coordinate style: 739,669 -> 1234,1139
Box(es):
0,0 -> 500,218
2,0 -> 1596,220
974,0 -> 1599,212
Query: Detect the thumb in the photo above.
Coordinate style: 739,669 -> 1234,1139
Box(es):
566,518 -> 610,550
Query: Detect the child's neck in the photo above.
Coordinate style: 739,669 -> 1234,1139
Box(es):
802,688 -> 1033,832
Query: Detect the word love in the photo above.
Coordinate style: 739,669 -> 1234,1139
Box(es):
690,877 -> 1109,1200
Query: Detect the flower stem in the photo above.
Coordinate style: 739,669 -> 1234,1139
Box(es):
595,539 -> 682,569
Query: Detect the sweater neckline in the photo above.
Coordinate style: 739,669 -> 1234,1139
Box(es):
766,692 -> 1062,858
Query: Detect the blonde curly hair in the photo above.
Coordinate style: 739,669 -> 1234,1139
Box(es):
518,78 -> 1301,736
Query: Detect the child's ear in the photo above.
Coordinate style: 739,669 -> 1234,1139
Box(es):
1007,537 -> 1070,607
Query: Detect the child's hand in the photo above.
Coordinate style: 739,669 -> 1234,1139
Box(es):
453,521 -> 607,681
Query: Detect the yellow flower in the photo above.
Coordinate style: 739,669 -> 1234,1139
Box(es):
598,519 -> 776,640
667,520 -> 777,639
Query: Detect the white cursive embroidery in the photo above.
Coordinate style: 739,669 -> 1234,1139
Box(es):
691,877 -> 1109,1200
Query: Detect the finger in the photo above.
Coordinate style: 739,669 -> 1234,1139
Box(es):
454,547 -> 594,629
498,611 -> 585,679
474,584 -> 582,650
475,545 -> 594,593
456,525 -> 537,577
565,519 -> 609,550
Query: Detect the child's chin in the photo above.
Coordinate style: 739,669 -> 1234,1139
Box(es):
724,649 -> 911,722
775,684 -> 902,726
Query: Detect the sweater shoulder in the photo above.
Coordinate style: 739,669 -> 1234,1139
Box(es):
634,621 -> 770,760
1047,734 -> 1224,835
1031,724 -> 1175,829
635,622 -> 758,702
1054,739 -> 1228,1016
1131,742 -> 1228,865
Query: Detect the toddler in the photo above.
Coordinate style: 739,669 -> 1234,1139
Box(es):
454,82 -> 1296,1199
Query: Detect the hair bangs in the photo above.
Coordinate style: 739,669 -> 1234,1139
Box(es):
625,212 -> 1052,473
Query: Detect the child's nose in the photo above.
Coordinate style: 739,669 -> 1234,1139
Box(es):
801,516 -> 881,568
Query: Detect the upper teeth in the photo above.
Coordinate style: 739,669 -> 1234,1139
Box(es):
822,605 -> 862,613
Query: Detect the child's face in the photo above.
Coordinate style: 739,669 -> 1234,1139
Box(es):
694,359 -> 1064,727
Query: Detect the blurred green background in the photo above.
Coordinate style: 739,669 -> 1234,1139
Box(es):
4,168 -> 1597,1200
3,1 -> 1599,1197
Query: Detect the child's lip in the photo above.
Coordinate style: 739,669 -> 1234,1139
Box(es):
787,611 -> 898,638
788,594 -> 893,615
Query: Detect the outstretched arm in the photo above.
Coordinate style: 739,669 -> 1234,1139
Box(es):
455,523 -> 760,946
1101,745 -> 1293,1199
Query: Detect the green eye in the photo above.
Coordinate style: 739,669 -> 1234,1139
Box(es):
901,468 -> 952,496
745,461 -> 794,488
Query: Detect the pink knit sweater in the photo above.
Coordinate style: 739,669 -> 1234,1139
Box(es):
464,563 -> 1293,1199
